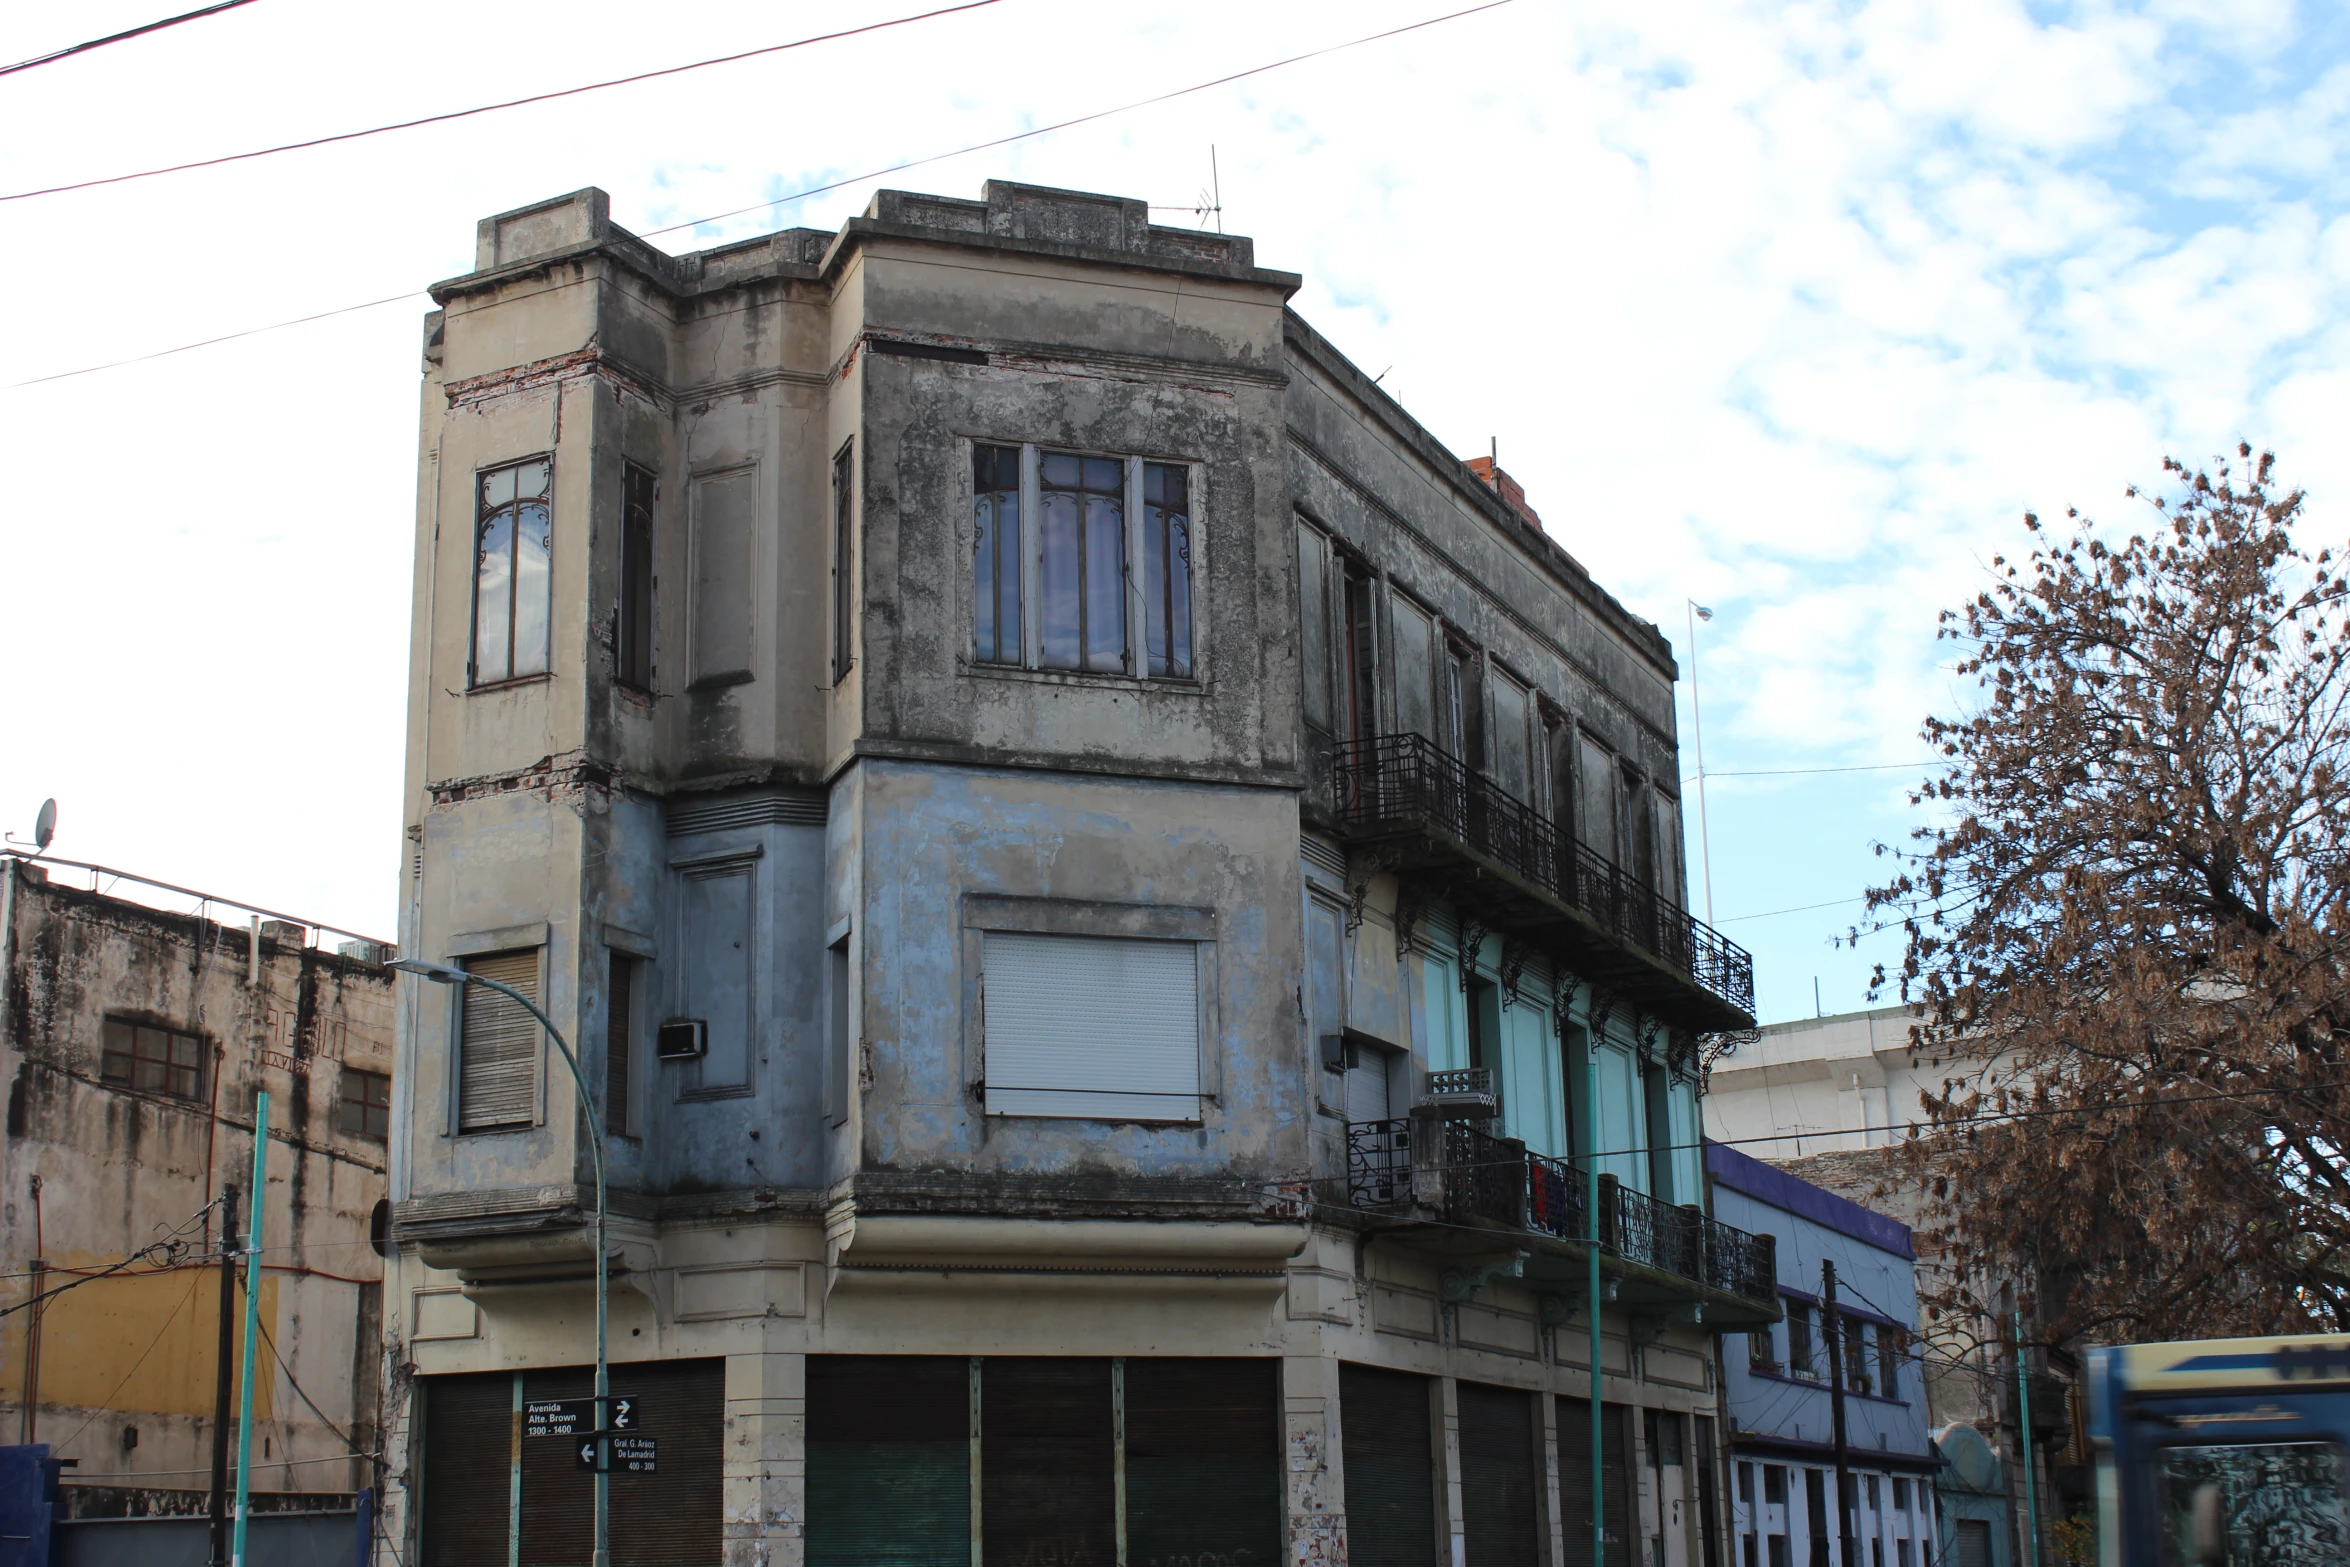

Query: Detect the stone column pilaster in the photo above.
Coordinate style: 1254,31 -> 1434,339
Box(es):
1284,1351 -> 1345,1566
723,1350 -> 805,1567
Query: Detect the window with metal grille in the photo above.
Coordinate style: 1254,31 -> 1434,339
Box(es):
981,932 -> 1200,1121
970,444 -> 1197,680
100,1018 -> 206,1101
617,461 -> 656,690
457,950 -> 539,1131
338,1067 -> 391,1138
471,456 -> 552,686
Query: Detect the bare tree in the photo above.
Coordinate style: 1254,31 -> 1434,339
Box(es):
1869,445 -> 2350,1345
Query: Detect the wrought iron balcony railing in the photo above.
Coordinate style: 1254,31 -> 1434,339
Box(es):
1330,732 -> 1755,1025
1341,1116 -> 1777,1310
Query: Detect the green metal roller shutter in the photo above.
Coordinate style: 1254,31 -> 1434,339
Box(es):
1458,1381 -> 1540,1567
420,1372 -> 516,1567
1557,1398 -> 1636,1567
981,1358 -> 1115,1567
1339,1362 -> 1437,1567
1123,1358 -> 1282,1567
807,1356 -> 973,1567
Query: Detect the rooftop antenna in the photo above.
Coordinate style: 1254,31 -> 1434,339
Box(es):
5,798 -> 55,853
1194,145 -> 1223,232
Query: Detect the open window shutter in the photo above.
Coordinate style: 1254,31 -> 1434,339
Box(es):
459,950 -> 540,1130
1123,1359 -> 1281,1567
982,933 -> 1199,1119
807,1356 -> 972,1567
1458,1381 -> 1539,1567
1340,1363 -> 1437,1567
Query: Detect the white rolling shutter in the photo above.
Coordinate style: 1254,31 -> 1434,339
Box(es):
458,950 -> 540,1130
983,932 -> 1200,1120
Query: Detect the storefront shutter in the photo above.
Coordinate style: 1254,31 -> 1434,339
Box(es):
1458,1381 -> 1540,1567
458,950 -> 540,1129
807,1356 -> 973,1567
511,1360 -> 723,1566
981,1358 -> 1115,1567
1557,1397 -> 1636,1567
420,1372 -> 515,1566
1339,1363 -> 1437,1567
1123,1358 -> 1281,1567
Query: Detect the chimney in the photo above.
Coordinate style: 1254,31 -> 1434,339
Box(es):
1465,456 -> 1543,532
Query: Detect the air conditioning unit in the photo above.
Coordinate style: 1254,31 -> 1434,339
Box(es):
656,1019 -> 708,1060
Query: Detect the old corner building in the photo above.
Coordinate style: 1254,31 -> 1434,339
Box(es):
385,178 -> 1774,1567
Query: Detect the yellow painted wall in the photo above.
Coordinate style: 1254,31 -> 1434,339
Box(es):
0,1261 -> 278,1421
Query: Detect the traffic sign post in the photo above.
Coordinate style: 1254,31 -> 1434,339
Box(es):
573,1434 -> 657,1474
524,1400 -> 595,1439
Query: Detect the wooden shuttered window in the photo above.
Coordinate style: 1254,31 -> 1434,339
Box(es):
1458,1381 -> 1541,1567
605,954 -> 632,1138
981,933 -> 1201,1121
807,1357 -> 972,1567
1558,1397 -> 1638,1567
458,949 -> 541,1130
1123,1358 -> 1282,1567
1339,1363 -> 1438,1567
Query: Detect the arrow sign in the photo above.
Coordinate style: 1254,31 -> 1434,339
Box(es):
608,1397 -> 638,1431
576,1437 -> 600,1471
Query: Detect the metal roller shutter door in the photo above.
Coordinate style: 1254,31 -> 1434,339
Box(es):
806,1356 -> 973,1567
1458,1381 -> 1540,1567
1557,1398 -> 1636,1567
981,1358 -> 1115,1567
1123,1358 -> 1281,1567
1339,1363 -> 1437,1567
421,1372 -> 516,1567
514,1360 -> 723,1566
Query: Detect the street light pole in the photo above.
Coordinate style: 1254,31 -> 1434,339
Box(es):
392,959 -> 610,1567
1685,600 -> 1717,925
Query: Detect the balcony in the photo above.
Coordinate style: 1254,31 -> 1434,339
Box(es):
1343,1113 -> 1779,1325
1331,732 -> 1754,1030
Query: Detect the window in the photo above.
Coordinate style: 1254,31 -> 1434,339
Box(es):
1298,522 -> 1332,731
832,441 -> 856,681
1892,1477 -> 1910,1510
1846,1318 -> 1872,1392
1785,1301 -> 1815,1376
2155,1442 -> 2350,1567
604,954 -> 633,1137
825,936 -> 851,1128
1578,734 -> 1618,860
1142,461 -> 1193,678
1897,1542 -> 1914,1567
100,1018 -> 206,1101
472,457 -> 552,686
1878,1324 -> 1907,1398
973,444 -> 1022,665
1340,561 -> 1379,743
1865,1474 -> 1880,1512
975,445 -> 1196,679
1749,1328 -> 1779,1374
1767,1537 -> 1789,1567
1490,669 -> 1531,801
456,950 -> 540,1131
339,1067 -> 391,1138
1391,597 -> 1435,744
617,462 -> 655,690
982,932 -> 1201,1120
1762,1465 -> 1786,1506
1738,1462 -> 1754,1503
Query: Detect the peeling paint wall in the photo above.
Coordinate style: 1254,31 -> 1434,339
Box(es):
0,861 -> 392,1500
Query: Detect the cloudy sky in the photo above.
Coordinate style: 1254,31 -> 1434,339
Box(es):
3,0 -> 2343,1024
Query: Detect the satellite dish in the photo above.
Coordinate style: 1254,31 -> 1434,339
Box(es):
34,799 -> 55,852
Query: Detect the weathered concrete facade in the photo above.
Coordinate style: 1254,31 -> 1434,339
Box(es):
0,857 -> 392,1510
388,180 -> 1768,1567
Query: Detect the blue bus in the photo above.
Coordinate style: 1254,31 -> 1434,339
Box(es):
2088,1332 -> 2350,1564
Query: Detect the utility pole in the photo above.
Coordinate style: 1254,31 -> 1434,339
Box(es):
209,1185 -> 239,1567
2015,1311 -> 2042,1567
1823,1260 -> 1857,1567
231,1094 -> 269,1567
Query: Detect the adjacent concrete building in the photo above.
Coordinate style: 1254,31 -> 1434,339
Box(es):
0,855 -> 394,1517
384,177 -> 1771,1567
1708,1144 -> 1935,1567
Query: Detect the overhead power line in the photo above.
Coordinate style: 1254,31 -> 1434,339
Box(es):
0,0 -> 1006,204
6,0 -> 1518,391
0,0 -> 260,79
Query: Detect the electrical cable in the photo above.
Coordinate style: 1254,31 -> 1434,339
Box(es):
46,1266 -> 205,1454
0,0 -> 259,79
5,0 -> 1519,390
1,1195 -> 221,1317
0,1 -> 1005,203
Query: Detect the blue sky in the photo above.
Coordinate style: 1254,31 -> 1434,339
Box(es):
2,0 -> 2344,1024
